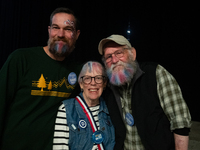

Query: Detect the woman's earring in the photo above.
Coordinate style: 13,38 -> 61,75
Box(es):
81,89 -> 84,92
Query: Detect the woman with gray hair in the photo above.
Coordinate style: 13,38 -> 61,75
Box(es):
52,61 -> 115,150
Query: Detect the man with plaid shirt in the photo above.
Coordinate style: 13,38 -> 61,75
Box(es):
98,34 -> 191,150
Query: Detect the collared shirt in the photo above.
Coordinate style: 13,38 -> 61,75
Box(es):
53,94 -> 115,150
53,104 -> 100,150
119,64 -> 191,150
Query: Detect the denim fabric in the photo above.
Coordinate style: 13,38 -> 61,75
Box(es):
63,93 -> 115,150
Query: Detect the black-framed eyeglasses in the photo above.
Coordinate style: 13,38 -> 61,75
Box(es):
81,75 -> 105,84
104,48 -> 129,63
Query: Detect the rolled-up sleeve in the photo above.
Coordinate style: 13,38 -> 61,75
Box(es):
156,65 -> 191,131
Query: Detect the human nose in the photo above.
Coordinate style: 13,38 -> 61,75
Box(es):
57,29 -> 65,37
111,54 -> 119,63
90,77 -> 96,85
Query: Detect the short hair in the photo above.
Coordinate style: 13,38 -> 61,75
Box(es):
49,7 -> 80,30
78,61 -> 107,83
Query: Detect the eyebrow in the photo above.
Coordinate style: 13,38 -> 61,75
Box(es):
51,24 -> 59,27
51,24 -> 75,30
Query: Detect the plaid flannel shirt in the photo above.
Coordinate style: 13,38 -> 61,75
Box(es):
120,65 -> 191,150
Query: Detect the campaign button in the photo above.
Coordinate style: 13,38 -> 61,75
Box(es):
68,72 -> 77,85
125,113 -> 134,126
79,120 -> 87,129
92,130 -> 104,144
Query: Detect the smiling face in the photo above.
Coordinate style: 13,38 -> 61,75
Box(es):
103,42 -> 136,70
47,13 -> 80,58
103,42 -> 137,86
79,62 -> 107,107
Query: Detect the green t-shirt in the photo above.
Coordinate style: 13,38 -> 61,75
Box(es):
0,47 -> 83,149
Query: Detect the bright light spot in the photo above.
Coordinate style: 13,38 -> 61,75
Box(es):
127,30 -> 131,34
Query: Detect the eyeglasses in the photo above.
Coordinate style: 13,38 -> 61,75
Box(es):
81,75 -> 105,84
104,48 -> 129,63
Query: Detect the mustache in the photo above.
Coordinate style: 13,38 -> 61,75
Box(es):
106,61 -> 137,86
48,37 -> 70,49
52,37 -> 69,43
109,61 -> 127,70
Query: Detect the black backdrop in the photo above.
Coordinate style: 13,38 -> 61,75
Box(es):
0,0 -> 199,121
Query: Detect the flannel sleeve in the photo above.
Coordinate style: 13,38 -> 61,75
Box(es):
156,65 -> 191,131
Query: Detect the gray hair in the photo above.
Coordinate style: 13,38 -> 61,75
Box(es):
78,61 -> 107,83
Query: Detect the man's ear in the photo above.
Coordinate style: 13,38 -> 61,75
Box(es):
131,47 -> 137,60
48,26 -> 51,35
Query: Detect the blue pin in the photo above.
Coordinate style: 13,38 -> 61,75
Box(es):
125,113 -> 134,126
92,130 -> 105,144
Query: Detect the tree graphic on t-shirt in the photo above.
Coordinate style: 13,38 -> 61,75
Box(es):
37,74 -> 47,91
48,80 -> 53,91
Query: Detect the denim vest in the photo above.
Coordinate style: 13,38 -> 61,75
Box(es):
62,93 -> 115,150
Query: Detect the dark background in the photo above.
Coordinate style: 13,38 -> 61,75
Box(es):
0,0 -> 199,121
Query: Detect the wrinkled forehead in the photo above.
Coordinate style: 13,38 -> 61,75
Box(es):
103,41 -> 125,55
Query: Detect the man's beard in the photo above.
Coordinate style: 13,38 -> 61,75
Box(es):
105,58 -> 137,86
47,37 -> 75,57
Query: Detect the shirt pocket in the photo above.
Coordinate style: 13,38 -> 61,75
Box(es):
68,120 -> 92,149
100,116 -> 115,143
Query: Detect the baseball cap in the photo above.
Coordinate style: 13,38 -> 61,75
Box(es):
98,34 -> 132,55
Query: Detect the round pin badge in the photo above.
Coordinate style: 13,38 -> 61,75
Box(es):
79,120 -> 87,129
125,113 -> 134,126
92,130 -> 105,144
68,72 -> 77,85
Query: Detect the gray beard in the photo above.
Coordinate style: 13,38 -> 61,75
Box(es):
105,60 -> 138,86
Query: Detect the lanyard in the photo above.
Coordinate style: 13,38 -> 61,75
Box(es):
75,95 -> 105,150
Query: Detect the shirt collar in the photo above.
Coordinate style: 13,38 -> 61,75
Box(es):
78,92 -> 109,114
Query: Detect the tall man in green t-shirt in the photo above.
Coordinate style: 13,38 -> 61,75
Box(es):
0,7 -> 82,150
